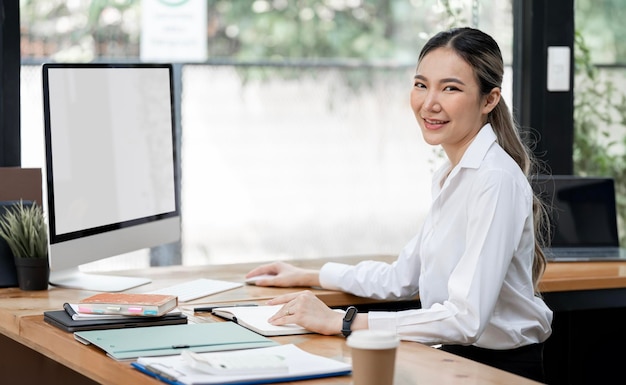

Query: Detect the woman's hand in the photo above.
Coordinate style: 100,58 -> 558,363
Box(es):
267,290 -> 344,335
245,261 -> 320,287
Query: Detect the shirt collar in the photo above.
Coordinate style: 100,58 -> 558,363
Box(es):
457,123 -> 497,170
432,123 -> 497,192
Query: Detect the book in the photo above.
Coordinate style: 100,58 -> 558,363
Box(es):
43,309 -> 188,333
77,293 -> 178,317
132,343 -> 352,385
74,322 -> 278,361
66,303 -> 182,321
212,304 -> 312,336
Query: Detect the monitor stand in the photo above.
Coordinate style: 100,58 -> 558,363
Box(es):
49,267 -> 151,292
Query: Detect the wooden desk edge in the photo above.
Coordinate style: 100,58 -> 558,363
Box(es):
19,314 -> 162,384
2,257 -> 626,384
17,314 -> 542,385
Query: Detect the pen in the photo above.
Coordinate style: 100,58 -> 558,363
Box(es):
63,302 -> 77,318
194,304 -> 258,313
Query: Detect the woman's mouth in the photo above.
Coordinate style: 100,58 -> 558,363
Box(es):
422,117 -> 448,130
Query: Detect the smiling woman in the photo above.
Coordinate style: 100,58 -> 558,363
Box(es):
244,27 -> 552,383
411,47 -> 501,166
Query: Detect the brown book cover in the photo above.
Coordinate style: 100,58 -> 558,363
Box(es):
78,293 -> 178,317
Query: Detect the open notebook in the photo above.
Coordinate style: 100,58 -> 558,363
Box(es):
212,305 -> 316,336
211,305 -> 347,337
531,175 -> 626,261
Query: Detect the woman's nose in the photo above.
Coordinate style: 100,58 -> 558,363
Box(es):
422,91 -> 441,112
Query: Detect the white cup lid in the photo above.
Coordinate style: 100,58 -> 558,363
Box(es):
346,330 -> 400,350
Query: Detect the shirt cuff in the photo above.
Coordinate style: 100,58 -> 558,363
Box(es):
367,311 -> 397,331
319,262 -> 352,290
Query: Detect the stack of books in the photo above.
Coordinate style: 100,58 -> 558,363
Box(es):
44,293 -> 187,332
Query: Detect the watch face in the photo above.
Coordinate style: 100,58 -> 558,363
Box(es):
344,306 -> 357,321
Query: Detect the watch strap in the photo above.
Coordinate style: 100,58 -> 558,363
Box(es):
341,306 -> 358,337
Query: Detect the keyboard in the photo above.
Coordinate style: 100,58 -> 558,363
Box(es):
149,279 -> 243,302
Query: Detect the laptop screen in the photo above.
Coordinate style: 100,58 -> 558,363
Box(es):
531,175 -> 619,248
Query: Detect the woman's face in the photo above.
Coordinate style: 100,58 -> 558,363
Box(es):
410,46 -> 499,164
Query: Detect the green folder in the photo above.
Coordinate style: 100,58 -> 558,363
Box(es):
74,321 -> 279,361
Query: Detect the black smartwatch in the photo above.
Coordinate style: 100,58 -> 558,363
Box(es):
341,306 -> 358,337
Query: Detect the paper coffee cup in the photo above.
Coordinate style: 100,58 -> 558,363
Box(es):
347,330 -> 400,385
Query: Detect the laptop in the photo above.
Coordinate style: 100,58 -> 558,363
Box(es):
531,175 -> 626,261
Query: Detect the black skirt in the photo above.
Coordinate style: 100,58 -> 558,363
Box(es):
440,343 -> 545,383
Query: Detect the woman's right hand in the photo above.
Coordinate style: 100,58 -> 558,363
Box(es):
245,261 -> 320,288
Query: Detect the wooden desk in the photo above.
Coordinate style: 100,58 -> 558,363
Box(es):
9,313 -> 541,385
3,256 -> 626,325
3,257 -> 626,385
0,258 -> 549,385
541,260 -> 626,291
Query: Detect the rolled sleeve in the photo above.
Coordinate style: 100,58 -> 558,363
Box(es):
319,262 -> 351,291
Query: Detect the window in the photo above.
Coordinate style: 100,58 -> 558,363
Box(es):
574,0 -> 626,244
20,0 -> 513,269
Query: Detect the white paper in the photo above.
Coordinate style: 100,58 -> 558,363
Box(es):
135,344 -> 352,385
70,304 -> 182,320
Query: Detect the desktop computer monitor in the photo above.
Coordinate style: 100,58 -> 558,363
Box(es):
42,63 -> 181,292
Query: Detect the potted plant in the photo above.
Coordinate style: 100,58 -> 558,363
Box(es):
0,200 -> 49,290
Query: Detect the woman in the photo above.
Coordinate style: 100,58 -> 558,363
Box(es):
245,27 -> 553,382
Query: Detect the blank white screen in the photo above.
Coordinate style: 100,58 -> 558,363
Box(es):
47,67 -> 176,235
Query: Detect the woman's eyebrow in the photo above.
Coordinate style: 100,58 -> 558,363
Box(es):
413,74 -> 466,86
439,77 -> 466,86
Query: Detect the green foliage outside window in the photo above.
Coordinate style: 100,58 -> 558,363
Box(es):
573,0 -> 626,244
20,0 -> 449,62
573,31 -> 626,244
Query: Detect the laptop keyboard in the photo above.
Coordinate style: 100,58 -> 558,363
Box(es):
550,247 -> 620,255
148,279 -> 243,302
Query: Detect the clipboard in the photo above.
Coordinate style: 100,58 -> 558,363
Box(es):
132,344 -> 352,385
74,322 -> 278,360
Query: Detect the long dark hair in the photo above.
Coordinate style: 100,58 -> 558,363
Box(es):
419,27 -> 549,293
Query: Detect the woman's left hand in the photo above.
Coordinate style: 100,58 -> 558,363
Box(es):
267,290 -> 344,335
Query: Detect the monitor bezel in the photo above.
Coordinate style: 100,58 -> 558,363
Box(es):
42,62 -> 181,290
42,62 -> 180,246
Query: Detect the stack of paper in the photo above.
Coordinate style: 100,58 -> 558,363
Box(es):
77,293 -> 178,317
132,343 -> 352,385
43,307 -> 188,333
67,303 -> 182,320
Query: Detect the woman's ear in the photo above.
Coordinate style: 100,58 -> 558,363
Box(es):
482,87 -> 501,114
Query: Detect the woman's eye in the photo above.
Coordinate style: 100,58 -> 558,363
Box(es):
444,85 -> 460,91
414,82 -> 426,89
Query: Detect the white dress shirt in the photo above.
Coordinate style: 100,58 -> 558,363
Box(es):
319,124 -> 553,349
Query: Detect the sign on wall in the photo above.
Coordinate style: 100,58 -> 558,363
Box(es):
140,0 -> 208,62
